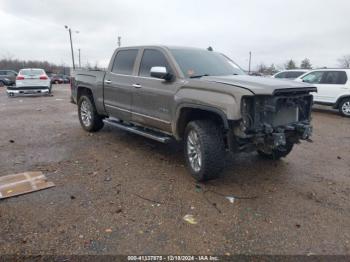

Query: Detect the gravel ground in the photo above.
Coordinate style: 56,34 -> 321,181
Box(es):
0,85 -> 349,255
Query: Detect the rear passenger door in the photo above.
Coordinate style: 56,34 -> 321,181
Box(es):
131,48 -> 178,133
104,49 -> 139,121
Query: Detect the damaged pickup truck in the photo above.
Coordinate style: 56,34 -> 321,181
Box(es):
71,46 -> 316,181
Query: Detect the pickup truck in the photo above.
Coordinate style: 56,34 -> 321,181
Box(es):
71,45 -> 316,181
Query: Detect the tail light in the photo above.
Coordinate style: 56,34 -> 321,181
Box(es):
16,76 -> 24,80
40,75 -> 48,80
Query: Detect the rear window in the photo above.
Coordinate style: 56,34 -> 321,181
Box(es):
285,71 -> 306,79
20,69 -> 45,76
274,72 -> 286,78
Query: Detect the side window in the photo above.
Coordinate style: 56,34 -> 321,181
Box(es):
321,71 -> 347,85
139,49 -> 172,77
275,72 -> 286,78
111,49 -> 138,75
286,71 -> 305,79
302,71 -> 324,84
0,71 -> 5,76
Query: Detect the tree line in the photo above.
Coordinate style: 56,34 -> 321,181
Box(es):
256,55 -> 350,75
0,57 -> 70,74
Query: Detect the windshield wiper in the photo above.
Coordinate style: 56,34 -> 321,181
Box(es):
189,74 -> 210,78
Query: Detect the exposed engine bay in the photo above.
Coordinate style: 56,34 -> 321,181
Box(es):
233,90 -> 314,152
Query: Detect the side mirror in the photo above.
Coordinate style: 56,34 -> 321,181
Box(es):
150,66 -> 172,81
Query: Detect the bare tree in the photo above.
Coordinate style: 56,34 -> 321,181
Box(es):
338,55 -> 350,68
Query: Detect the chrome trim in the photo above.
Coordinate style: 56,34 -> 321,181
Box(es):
104,104 -> 171,125
132,84 -> 142,88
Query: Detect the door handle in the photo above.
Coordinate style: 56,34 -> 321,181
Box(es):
105,80 -> 112,84
132,84 -> 142,88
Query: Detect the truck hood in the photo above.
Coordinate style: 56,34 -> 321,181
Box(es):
200,75 -> 316,95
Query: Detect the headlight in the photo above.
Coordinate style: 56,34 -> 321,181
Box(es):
241,97 -> 254,130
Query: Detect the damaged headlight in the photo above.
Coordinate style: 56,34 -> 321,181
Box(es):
240,96 -> 254,131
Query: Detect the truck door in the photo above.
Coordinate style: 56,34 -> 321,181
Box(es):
131,48 -> 179,133
104,49 -> 139,121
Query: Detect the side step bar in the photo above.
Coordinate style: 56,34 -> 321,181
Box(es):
103,118 -> 172,143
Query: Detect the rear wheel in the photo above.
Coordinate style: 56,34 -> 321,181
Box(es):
78,94 -> 104,132
184,120 -> 226,181
339,98 -> 350,117
257,142 -> 294,160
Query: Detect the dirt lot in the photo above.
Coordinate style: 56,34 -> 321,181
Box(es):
0,84 -> 349,255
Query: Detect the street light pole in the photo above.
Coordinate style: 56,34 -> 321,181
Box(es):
78,49 -> 81,68
248,51 -> 252,75
65,25 -> 76,70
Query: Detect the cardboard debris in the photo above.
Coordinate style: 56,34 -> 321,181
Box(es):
0,171 -> 54,199
183,214 -> 197,225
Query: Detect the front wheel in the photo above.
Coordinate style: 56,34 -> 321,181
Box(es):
339,98 -> 350,117
78,95 -> 104,132
184,120 -> 226,181
257,142 -> 294,160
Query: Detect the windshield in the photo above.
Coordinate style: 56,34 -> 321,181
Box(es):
20,69 -> 45,76
170,48 -> 245,78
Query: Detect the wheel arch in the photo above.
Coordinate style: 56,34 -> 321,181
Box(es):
334,95 -> 350,109
174,104 -> 229,140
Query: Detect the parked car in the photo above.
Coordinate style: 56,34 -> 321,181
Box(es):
58,74 -> 71,84
71,45 -> 316,181
50,74 -> 64,84
0,70 -> 17,86
7,68 -> 52,96
272,69 -> 309,80
295,69 -> 350,117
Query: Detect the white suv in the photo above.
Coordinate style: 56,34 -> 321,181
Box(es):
295,69 -> 350,117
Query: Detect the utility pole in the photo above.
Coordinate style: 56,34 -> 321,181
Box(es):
65,25 -> 76,69
117,36 -> 121,47
78,49 -> 81,68
248,51 -> 252,75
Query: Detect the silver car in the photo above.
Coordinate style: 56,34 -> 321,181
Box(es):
7,68 -> 52,96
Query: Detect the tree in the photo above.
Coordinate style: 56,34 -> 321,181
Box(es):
300,58 -> 312,69
338,55 -> 350,68
285,59 -> 297,70
207,46 -> 213,51
256,63 -> 267,74
267,63 -> 278,75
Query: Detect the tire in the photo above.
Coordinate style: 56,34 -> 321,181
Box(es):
78,94 -> 104,132
0,81 -> 4,87
339,98 -> 350,117
184,120 -> 226,181
257,142 -> 294,160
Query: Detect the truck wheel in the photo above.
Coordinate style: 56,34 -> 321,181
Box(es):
78,95 -> 104,132
257,142 -> 294,160
339,98 -> 350,117
184,120 -> 226,181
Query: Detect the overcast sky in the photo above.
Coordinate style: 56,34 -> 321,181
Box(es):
0,0 -> 349,70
